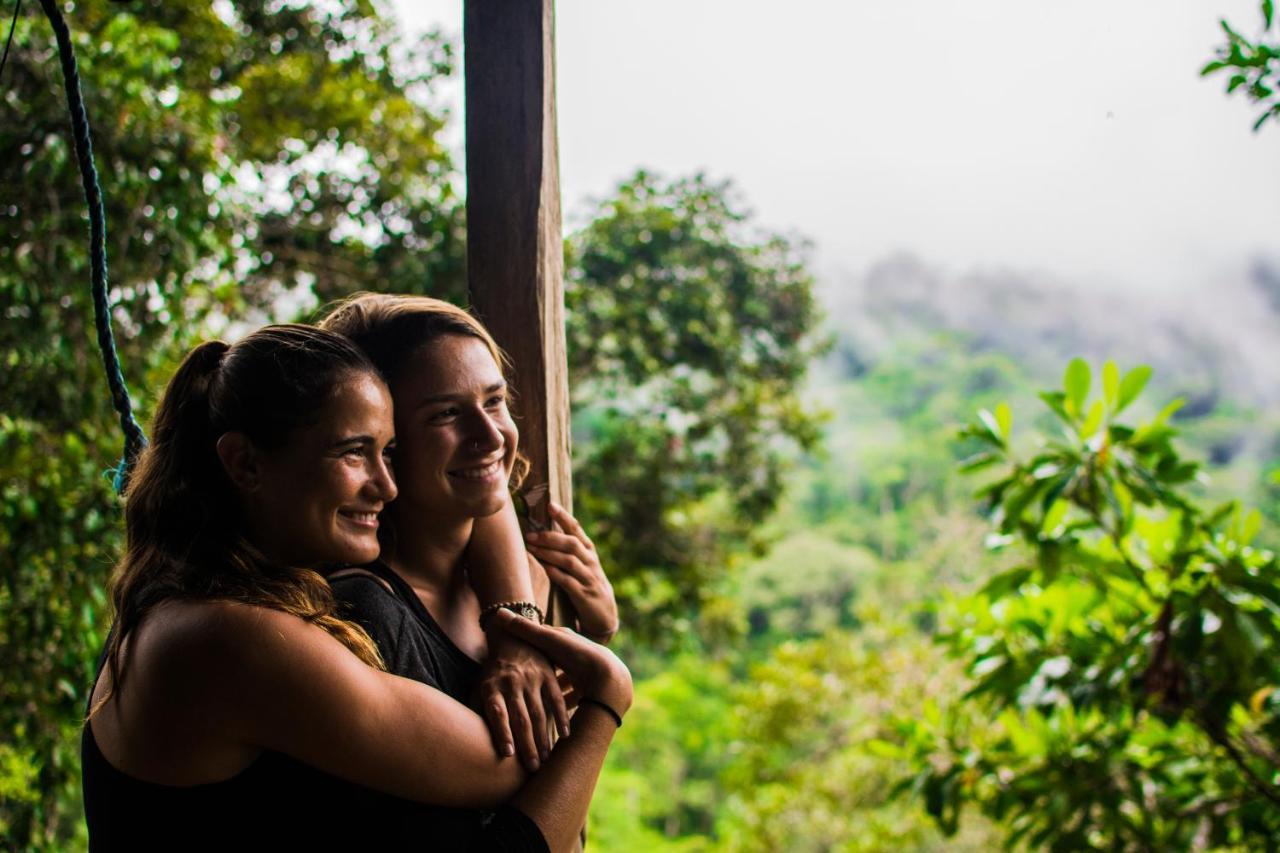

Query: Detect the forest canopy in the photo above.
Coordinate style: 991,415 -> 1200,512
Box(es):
2,1 -> 1278,850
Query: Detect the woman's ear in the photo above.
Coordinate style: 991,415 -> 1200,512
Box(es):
216,431 -> 260,492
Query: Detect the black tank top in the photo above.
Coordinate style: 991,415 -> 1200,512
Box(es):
81,716 -> 398,850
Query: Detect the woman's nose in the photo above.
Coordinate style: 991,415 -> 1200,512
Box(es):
370,453 -> 397,503
466,410 -> 505,455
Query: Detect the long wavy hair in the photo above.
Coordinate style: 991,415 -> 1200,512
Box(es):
319,293 -> 528,488
98,325 -> 385,712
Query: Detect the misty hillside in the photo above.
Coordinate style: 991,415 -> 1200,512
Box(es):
820,253 -> 1280,410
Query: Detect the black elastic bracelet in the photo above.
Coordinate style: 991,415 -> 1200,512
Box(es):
579,696 -> 623,729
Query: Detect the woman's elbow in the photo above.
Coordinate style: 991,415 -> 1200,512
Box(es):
450,756 -> 528,809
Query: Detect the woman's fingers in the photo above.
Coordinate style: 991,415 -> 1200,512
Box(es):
526,530 -> 594,567
528,545 -> 594,586
540,562 -> 588,598
548,501 -> 594,550
544,679 -> 570,739
525,686 -> 549,763
507,690 -> 540,772
482,693 -> 515,758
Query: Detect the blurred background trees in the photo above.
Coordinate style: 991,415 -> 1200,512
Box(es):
3,0 -> 1278,850
566,171 -> 825,650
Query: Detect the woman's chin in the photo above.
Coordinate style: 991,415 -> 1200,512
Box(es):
462,491 -> 508,520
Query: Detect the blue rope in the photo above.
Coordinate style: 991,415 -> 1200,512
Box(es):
37,0 -> 147,494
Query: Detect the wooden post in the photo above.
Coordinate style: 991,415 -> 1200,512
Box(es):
464,0 -> 574,626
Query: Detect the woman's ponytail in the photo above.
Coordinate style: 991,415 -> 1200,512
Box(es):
97,329 -> 385,716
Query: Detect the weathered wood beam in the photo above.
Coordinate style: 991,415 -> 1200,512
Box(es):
463,0 -> 574,623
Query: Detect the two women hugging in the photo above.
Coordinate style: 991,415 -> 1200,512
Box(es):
83,294 -> 626,852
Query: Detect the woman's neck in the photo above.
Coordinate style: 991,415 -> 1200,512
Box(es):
384,508 -> 473,592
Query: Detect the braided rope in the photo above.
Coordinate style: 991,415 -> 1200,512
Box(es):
0,0 -> 20,82
38,0 -> 147,493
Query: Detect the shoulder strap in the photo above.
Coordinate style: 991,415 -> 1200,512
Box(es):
327,567 -> 395,596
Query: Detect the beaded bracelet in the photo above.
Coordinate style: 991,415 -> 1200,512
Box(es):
479,600 -> 545,630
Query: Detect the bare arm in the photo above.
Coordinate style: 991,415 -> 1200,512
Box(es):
467,496 -> 539,606
492,610 -> 634,852
468,498 -> 568,769
134,600 -> 529,807
114,600 -> 630,849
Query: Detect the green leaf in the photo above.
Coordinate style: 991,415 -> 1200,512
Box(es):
1153,398 -> 1183,427
994,401 -> 1012,442
976,409 -> 1006,448
1064,358 -> 1090,417
1208,500 -> 1239,527
865,738 -> 905,759
1001,480 -> 1042,533
979,565 -> 1033,600
1103,360 -> 1119,409
1080,399 -> 1105,439
1115,365 -> 1152,414
958,451 -> 1000,472
1265,0 -> 1274,29
1042,498 -> 1068,535
1039,390 -> 1071,425
1242,508 -> 1262,545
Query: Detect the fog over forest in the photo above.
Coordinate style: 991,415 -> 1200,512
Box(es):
822,253 -> 1280,408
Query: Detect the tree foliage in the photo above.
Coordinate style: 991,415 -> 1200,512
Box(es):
566,171 -> 826,648
894,360 -> 1280,848
2,1 -> 460,844
1203,0 -> 1280,130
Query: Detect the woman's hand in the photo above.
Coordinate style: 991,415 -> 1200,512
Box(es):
476,630 -> 570,772
525,502 -> 620,643
491,609 -> 633,717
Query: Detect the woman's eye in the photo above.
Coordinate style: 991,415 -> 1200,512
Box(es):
485,396 -> 506,409
429,408 -> 459,423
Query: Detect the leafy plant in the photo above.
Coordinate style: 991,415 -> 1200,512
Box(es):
1203,0 -> 1280,130
897,359 -> 1280,848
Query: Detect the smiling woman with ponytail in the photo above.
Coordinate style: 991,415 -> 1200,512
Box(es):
99,332 -> 385,711
82,324 -> 633,852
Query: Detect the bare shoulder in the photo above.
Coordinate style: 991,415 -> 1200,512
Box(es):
132,598 -> 346,693
137,599 -> 291,659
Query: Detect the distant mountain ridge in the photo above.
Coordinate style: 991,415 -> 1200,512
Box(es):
820,253 -> 1280,409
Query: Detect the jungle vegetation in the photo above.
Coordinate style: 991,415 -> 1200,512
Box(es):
2,1 -> 1277,849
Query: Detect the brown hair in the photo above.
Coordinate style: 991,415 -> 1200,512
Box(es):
319,293 -> 528,487
98,325 -> 385,713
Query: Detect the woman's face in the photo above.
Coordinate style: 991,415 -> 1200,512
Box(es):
248,372 -> 398,567
389,334 -> 517,524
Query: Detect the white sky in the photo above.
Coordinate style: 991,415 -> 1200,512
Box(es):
389,0 -> 1279,292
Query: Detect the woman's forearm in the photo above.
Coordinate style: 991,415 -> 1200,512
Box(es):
467,498 -> 539,607
510,703 -> 620,852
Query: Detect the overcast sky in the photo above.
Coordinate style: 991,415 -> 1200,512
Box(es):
389,0 -> 1279,293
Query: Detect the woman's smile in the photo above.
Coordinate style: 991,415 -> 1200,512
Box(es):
338,509 -> 382,528
448,457 -> 505,482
